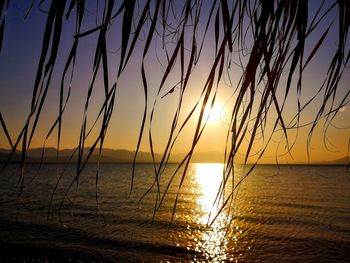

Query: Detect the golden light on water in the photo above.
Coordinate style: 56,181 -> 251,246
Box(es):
193,163 -> 234,262
195,163 -> 223,221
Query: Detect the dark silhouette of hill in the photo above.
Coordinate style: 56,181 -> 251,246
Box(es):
0,147 -> 229,164
1,148 -> 348,165
0,148 -> 231,164
316,156 -> 350,165
0,148 -> 161,163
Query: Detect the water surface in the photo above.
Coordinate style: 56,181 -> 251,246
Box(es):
0,163 -> 349,262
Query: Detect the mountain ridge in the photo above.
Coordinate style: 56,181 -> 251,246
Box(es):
0,148 -> 348,165
0,147 -> 160,163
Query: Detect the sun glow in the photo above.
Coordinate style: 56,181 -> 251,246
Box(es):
204,101 -> 225,125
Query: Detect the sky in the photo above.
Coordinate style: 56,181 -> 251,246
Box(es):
0,1 -> 349,164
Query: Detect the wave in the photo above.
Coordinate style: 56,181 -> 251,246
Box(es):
0,220 -> 199,262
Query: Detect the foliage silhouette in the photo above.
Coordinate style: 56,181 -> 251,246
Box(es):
0,0 -> 349,222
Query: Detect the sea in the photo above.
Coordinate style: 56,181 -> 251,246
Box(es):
0,163 -> 349,262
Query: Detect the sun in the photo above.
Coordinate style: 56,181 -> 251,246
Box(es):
204,101 -> 224,125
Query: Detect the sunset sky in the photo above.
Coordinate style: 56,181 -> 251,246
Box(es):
0,1 -> 349,164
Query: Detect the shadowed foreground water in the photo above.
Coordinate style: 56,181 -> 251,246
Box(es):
0,163 -> 349,262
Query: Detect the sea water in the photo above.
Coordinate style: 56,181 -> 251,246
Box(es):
0,163 -> 349,262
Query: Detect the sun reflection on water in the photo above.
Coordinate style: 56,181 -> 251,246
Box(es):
195,163 -> 224,222
192,163 -> 234,262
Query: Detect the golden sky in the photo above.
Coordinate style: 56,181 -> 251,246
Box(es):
0,1 -> 349,164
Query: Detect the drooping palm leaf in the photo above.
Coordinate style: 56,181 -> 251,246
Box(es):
0,0 -> 349,226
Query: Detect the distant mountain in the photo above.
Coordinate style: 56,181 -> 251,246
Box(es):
0,148 -> 230,164
169,151 -> 226,163
316,156 -> 350,165
1,147 -> 348,165
0,148 -> 161,163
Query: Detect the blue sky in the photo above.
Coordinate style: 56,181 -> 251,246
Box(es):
0,1 -> 349,163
